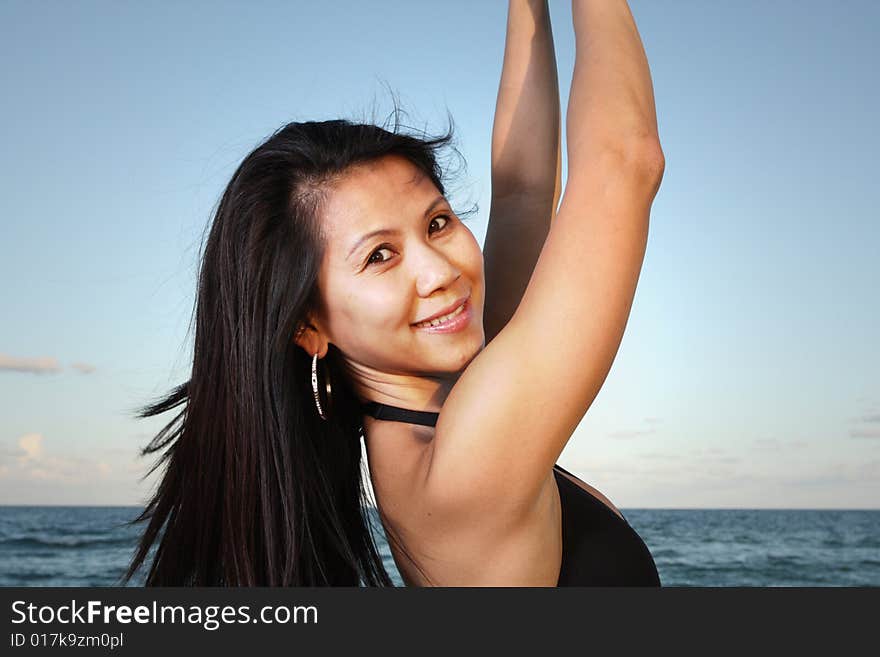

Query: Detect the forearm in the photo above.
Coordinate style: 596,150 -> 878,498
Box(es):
566,0 -> 661,177
491,0 -> 561,200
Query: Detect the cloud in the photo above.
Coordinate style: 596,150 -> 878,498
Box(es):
0,354 -> 96,375
849,402 -> 880,438
0,354 -> 61,374
779,459 -> 880,488
608,429 -> 653,439
17,433 -> 44,461
638,452 -> 677,460
570,452 -> 879,489
0,432 -> 126,485
0,433 -> 163,505
751,438 -> 809,450
608,417 -> 661,439
850,428 -> 880,439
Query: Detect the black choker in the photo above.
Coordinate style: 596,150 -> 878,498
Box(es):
361,401 -> 439,428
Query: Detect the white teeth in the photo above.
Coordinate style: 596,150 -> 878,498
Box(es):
415,302 -> 465,328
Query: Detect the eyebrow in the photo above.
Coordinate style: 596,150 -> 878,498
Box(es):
346,195 -> 448,261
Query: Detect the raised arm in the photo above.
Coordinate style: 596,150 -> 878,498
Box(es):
426,0 -> 664,517
483,0 -> 561,344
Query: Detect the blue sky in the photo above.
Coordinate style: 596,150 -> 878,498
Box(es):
1,0 -> 877,507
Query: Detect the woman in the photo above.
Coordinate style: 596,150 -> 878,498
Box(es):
126,0 -> 664,586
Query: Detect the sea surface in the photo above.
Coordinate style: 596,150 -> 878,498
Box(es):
1,506 -> 877,587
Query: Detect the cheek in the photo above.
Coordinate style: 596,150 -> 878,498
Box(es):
459,231 -> 486,317
332,282 -> 407,337
459,229 -> 485,278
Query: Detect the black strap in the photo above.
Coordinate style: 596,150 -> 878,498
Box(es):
362,401 -> 439,427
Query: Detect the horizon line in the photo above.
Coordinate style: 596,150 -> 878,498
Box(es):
1,504 -> 878,512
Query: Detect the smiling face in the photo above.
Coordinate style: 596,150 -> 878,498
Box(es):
307,154 -> 485,383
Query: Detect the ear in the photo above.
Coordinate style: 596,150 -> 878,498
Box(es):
294,315 -> 329,359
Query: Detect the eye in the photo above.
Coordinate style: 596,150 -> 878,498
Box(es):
366,245 -> 394,266
429,214 -> 451,234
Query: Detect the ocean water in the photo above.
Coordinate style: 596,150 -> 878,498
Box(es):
0,506 -> 877,587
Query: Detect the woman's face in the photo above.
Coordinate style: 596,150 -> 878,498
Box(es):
310,154 -> 485,379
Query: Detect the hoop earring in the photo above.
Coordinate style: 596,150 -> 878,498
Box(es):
311,352 -> 332,420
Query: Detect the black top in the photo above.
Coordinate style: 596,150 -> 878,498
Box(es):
362,401 -> 661,587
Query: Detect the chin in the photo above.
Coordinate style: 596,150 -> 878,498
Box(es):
456,336 -> 485,371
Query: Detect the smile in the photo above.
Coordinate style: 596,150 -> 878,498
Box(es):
412,298 -> 471,332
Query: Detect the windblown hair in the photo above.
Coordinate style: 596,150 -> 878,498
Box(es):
123,112 -> 459,585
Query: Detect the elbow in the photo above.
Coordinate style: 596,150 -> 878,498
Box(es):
603,137 -> 665,202
636,139 -> 665,200
564,136 -> 666,205
621,136 -> 665,188
642,138 -> 666,181
568,135 -> 665,191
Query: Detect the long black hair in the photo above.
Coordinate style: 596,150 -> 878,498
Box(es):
123,112 -> 461,585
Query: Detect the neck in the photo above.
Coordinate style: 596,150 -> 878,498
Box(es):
342,359 -> 460,414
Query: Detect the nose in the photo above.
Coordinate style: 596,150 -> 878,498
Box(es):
413,243 -> 462,298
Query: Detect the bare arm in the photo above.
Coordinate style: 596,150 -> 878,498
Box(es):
426,0 -> 664,518
483,0 -> 561,345
566,0 -> 661,167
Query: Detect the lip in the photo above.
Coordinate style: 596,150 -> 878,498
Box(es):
411,297 -> 472,333
412,294 -> 470,325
